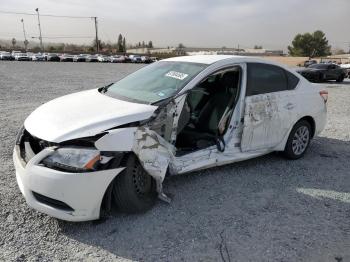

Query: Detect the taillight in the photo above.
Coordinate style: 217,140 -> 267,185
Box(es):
319,90 -> 328,103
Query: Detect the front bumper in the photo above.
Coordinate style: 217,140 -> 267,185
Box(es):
13,146 -> 124,221
17,58 -> 31,61
300,72 -> 320,82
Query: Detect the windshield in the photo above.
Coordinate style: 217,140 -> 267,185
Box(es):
309,64 -> 329,69
105,61 -> 207,104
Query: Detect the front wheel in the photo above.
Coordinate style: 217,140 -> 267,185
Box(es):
318,73 -> 325,83
283,120 -> 311,159
112,154 -> 157,213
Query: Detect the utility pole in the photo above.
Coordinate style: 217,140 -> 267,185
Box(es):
93,17 -> 99,53
21,18 -> 29,51
35,8 -> 44,52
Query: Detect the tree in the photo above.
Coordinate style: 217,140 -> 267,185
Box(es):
178,43 -> 185,48
91,39 -> 103,52
11,38 -> 16,48
148,41 -> 153,48
117,34 -> 123,52
288,30 -> 331,57
122,37 -> 126,52
48,45 -> 56,52
254,45 -> 263,49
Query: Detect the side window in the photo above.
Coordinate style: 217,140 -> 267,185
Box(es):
246,63 -> 288,96
286,71 -> 300,90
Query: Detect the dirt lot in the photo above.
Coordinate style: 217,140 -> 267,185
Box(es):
0,61 -> 349,262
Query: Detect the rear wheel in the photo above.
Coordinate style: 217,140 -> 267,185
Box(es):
112,155 -> 157,213
283,120 -> 311,159
336,75 -> 344,82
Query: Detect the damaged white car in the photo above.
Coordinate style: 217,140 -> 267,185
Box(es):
13,55 -> 328,221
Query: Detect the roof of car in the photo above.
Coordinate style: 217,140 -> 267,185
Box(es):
163,55 -> 269,65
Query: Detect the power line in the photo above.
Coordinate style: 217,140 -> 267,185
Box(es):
0,10 -> 93,19
1,9 -> 99,51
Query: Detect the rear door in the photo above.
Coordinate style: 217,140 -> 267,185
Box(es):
241,63 -> 300,151
326,64 -> 336,79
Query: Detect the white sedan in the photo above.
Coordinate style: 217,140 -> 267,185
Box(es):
13,55 -> 328,221
340,63 -> 350,78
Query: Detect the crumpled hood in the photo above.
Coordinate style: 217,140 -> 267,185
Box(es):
25,89 -> 157,143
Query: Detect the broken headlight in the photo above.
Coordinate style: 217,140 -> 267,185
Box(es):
41,147 -> 101,172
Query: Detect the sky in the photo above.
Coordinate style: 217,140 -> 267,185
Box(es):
0,0 -> 348,51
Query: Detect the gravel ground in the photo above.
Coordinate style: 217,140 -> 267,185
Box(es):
0,61 -> 349,262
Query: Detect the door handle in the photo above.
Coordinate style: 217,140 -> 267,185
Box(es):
284,103 -> 295,110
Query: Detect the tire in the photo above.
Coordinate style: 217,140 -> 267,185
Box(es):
336,75 -> 344,82
318,73 -> 325,83
283,120 -> 312,160
112,154 -> 157,213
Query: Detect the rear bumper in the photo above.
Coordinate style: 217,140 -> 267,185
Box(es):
13,147 -> 124,221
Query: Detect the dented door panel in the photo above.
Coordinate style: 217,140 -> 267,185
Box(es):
241,92 -> 294,152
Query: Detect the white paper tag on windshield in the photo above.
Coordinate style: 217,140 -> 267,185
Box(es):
165,71 -> 189,80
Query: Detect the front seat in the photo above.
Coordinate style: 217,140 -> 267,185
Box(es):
195,71 -> 239,134
176,71 -> 239,150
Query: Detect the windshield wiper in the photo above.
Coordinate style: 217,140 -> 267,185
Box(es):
98,83 -> 113,93
151,96 -> 174,106
151,89 -> 189,106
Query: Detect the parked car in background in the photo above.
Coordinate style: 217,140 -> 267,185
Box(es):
129,55 -> 142,63
11,51 -> 21,59
141,56 -> 152,64
340,63 -> 350,78
0,51 -> 13,60
303,60 -> 317,68
60,54 -> 74,62
298,63 -> 347,82
86,55 -> 99,62
124,55 -> 132,63
26,52 -> 34,60
46,53 -> 60,62
14,53 -> 31,61
13,55 -> 328,221
73,54 -> 87,62
110,55 -> 126,63
31,53 -> 45,61
42,53 -> 49,61
150,57 -> 159,63
97,55 -> 111,63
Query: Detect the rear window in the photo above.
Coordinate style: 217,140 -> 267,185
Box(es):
309,64 -> 329,69
286,71 -> 300,90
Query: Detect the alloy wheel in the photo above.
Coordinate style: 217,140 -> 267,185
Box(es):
292,126 -> 310,155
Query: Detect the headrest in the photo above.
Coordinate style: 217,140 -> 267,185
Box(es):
221,71 -> 238,90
